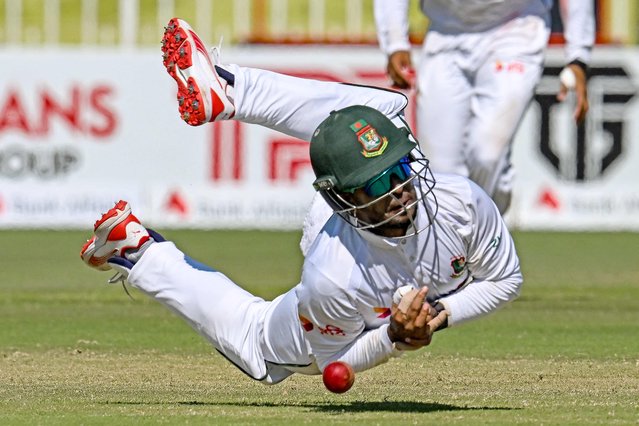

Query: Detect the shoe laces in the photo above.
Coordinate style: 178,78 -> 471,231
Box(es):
107,273 -> 135,300
208,36 -> 224,65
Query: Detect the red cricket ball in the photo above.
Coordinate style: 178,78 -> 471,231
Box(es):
322,361 -> 355,394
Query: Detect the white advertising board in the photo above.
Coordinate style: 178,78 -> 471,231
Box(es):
0,46 -> 637,230
509,49 -> 639,230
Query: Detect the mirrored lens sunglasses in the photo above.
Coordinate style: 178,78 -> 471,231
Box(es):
362,156 -> 412,198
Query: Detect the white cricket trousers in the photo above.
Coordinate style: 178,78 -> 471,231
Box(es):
228,64 -> 409,142
416,15 -> 550,213
126,241 -> 306,384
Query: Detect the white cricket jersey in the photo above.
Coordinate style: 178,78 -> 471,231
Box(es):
374,0 -> 594,63
295,173 -> 522,372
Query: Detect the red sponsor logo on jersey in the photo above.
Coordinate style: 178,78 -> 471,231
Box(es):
495,60 -> 525,74
374,307 -> 391,319
319,324 -> 346,336
299,314 -> 314,332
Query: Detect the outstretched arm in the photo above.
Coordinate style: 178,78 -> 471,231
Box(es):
296,264 -> 399,372
297,264 -> 441,373
437,181 -> 523,327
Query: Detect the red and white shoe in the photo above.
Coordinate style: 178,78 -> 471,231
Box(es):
80,200 -> 151,271
161,17 -> 235,126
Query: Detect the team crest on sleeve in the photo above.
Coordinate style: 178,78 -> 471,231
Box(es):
350,119 -> 388,157
450,255 -> 467,278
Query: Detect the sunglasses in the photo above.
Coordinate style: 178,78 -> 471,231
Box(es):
351,156 -> 412,198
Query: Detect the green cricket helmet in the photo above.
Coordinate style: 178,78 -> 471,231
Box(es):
309,105 -> 437,236
310,105 -> 416,192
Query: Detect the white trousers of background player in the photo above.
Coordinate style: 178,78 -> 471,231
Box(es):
416,15 -> 550,214
126,65 -> 407,383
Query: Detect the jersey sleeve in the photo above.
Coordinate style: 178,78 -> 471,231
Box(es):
559,0 -> 595,64
296,259 -> 401,372
438,181 -> 523,327
374,0 -> 411,55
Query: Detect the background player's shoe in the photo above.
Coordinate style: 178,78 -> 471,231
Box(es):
80,200 -> 152,271
161,17 -> 235,126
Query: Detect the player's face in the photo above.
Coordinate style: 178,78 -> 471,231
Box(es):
343,174 -> 417,238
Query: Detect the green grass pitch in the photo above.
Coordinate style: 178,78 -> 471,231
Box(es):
0,229 -> 637,424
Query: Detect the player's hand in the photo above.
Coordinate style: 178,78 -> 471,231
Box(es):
388,287 -> 435,350
386,51 -> 415,89
556,63 -> 589,124
427,308 -> 448,333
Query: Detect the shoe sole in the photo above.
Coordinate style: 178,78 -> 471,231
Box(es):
161,18 -> 233,126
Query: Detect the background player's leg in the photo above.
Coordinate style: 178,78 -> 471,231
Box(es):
465,20 -> 547,213
416,47 -> 472,177
465,71 -> 536,213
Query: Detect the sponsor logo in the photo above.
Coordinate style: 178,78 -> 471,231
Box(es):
0,145 -> 79,179
538,189 -> 561,210
495,60 -> 525,74
533,65 -> 636,182
165,191 -> 189,216
268,138 -> 311,181
209,121 -> 243,181
318,324 -> 346,336
209,124 -> 312,183
0,85 -> 117,138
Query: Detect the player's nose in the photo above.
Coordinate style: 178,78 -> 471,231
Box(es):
390,174 -> 406,194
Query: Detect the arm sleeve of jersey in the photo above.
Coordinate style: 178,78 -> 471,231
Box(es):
374,0 -> 412,55
296,261 -> 401,372
559,0 -> 595,64
438,182 -> 523,327
230,64 -> 408,141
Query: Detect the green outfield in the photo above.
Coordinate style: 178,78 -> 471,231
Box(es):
0,229 -> 637,424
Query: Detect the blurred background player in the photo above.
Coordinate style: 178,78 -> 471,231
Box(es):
374,0 -> 595,214
80,18 -> 523,386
